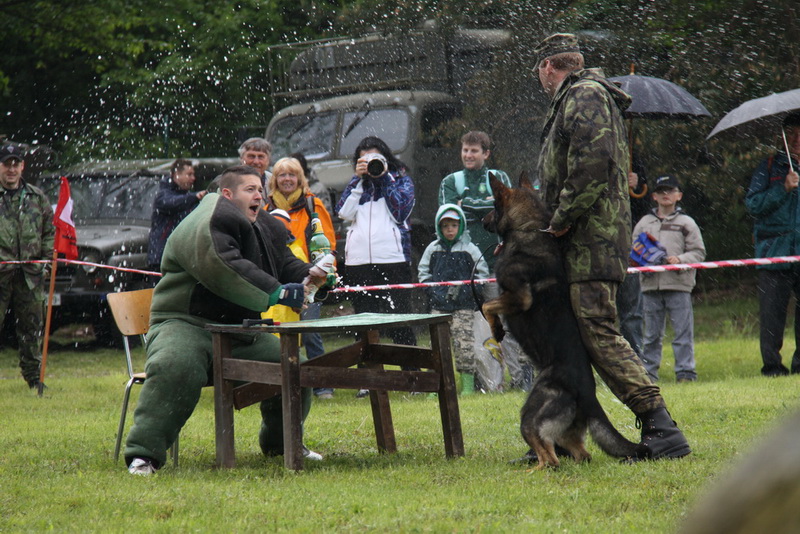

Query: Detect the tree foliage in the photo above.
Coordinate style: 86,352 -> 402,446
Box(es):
0,0 -> 340,161
2,0 -> 799,269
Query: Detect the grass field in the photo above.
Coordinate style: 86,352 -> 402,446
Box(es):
1,291 -> 798,533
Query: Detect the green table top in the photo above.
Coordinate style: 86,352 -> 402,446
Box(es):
206,312 -> 451,334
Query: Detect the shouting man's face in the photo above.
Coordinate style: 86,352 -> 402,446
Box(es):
222,174 -> 263,223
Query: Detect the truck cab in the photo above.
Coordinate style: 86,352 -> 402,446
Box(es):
265,28 -> 509,259
267,90 -> 461,253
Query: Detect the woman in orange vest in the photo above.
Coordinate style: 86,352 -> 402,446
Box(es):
265,157 -> 337,399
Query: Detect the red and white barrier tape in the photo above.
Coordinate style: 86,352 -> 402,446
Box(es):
5,255 -> 800,293
0,258 -> 162,277
328,255 -> 800,293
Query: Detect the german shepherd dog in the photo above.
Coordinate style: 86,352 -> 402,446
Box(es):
482,172 -> 643,469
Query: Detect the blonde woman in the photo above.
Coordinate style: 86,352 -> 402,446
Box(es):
265,157 -> 337,399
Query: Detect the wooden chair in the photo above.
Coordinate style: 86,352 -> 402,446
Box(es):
106,288 -> 179,466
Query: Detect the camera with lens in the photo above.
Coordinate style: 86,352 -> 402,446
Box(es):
363,153 -> 388,178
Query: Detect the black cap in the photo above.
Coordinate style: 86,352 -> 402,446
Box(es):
653,174 -> 681,191
0,144 -> 24,163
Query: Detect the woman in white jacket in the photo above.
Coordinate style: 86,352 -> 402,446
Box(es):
336,137 -> 418,395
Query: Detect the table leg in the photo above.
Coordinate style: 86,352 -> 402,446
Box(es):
429,321 -> 464,457
280,334 -> 304,470
364,329 -> 396,453
212,332 -> 236,468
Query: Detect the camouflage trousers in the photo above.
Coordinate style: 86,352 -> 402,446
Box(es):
569,280 -> 665,415
434,309 -> 476,374
0,269 -> 45,385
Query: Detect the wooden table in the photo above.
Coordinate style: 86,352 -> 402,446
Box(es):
207,312 -> 464,470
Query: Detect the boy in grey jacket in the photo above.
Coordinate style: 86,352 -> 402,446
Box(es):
633,174 -> 706,382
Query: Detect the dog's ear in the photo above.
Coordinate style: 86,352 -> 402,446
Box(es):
518,171 -> 535,191
488,172 -> 508,198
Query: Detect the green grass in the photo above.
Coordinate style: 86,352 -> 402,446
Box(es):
1,293 -> 798,532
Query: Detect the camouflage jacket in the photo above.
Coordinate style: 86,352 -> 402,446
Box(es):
0,180 -> 55,288
537,68 -> 632,283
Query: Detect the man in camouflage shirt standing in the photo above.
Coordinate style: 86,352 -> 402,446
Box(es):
0,145 -> 54,390
535,34 -> 690,460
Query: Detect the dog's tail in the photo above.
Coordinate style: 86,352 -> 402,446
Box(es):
586,402 -> 643,459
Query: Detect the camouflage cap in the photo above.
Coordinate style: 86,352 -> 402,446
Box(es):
534,33 -> 581,64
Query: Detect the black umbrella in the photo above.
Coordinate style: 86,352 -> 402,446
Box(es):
609,74 -> 711,120
609,69 -> 710,197
706,88 -> 800,173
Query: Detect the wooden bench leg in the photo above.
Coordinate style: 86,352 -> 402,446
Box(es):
281,334 -> 304,470
213,333 -> 236,468
364,329 -> 396,453
429,321 -> 464,457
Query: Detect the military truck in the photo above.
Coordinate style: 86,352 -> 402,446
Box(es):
265,27 -> 510,260
37,158 -> 235,345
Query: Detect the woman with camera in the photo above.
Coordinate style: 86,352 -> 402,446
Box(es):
336,136 -> 418,396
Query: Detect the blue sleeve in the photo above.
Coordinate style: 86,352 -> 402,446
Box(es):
154,188 -> 199,215
381,172 -> 415,223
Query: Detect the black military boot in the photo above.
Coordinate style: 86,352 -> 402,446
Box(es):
636,407 -> 691,460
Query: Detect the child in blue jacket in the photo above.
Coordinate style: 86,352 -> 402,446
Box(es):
418,204 -> 489,394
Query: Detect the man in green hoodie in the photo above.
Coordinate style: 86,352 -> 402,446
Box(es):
125,165 -> 326,475
438,131 -> 511,271
535,33 -> 690,461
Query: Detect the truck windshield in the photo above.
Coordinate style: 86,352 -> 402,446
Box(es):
338,108 -> 409,157
269,112 -> 338,160
43,175 -> 160,221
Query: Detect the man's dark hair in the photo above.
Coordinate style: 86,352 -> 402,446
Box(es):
783,112 -> 800,129
171,158 -> 193,177
218,165 -> 261,191
351,136 -> 405,173
461,131 -> 492,152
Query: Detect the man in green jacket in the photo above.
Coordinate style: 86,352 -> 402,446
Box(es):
438,131 -> 512,270
125,165 -> 325,475
535,33 -> 690,460
0,144 -> 54,390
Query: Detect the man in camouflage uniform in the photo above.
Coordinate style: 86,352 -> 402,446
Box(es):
0,145 -> 55,389
534,34 -> 690,460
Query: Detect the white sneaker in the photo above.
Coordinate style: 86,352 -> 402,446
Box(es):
302,446 -> 323,461
128,457 -> 156,475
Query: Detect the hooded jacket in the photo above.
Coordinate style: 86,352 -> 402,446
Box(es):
537,68 -> 633,283
150,192 -> 311,327
438,165 -> 512,269
633,207 -> 706,292
417,204 -> 489,311
745,151 -> 800,270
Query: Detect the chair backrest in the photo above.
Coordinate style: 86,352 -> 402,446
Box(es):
107,288 -> 154,379
106,288 -> 154,337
